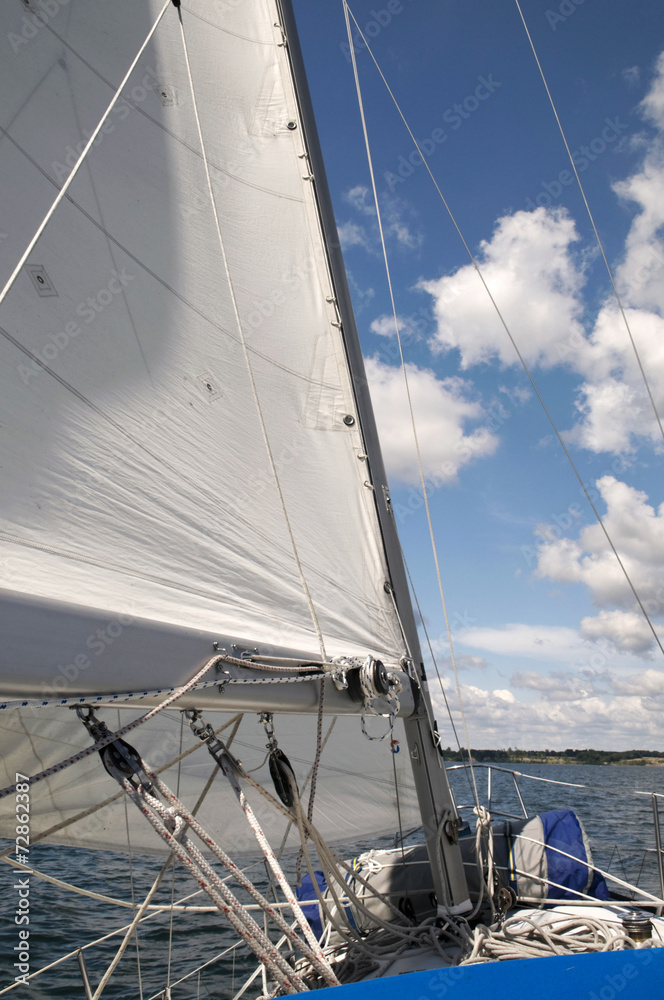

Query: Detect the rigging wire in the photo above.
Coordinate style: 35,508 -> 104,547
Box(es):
513,0 -> 664,446
342,5 -> 664,662
399,550 -> 481,810
342,1 -> 482,811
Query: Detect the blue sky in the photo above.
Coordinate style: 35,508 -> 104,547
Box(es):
291,0 -> 664,749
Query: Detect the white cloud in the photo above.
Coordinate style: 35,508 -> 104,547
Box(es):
535,477 -> 664,654
370,313 -> 424,341
567,307 -> 664,452
433,652 -> 488,672
338,186 -> 423,253
420,207 -> 585,368
510,670 -> 593,701
365,357 -> 499,486
580,609 -> 657,654
337,221 -> 374,254
413,55 -> 664,458
430,675 -> 664,749
640,51 -> 664,128
564,53 -> 664,452
459,622 -> 584,662
343,185 -> 376,217
622,66 -> 641,88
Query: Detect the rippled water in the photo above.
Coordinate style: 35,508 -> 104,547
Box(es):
2,763 -> 662,999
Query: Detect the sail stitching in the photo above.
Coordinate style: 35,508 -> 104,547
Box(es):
175,6 -> 327,660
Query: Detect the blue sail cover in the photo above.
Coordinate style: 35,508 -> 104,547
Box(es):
541,809 -> 609,900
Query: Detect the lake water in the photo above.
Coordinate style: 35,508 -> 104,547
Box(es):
2,763 -> 663,999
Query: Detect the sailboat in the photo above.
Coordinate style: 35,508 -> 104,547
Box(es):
1,0 -> 664,996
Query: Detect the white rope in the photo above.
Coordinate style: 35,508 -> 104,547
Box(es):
0,880 -> 244,996
90,860 -> 170,1000
176,761 -> 338,984
0,0 -> 170,311
125,779 -> 306,994
175,5 -> 327,662
0,713 -> 242,859
462,910 -> 634,964
0,654 -> 222,799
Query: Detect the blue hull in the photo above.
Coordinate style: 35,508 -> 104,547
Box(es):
326,948 -> 664,999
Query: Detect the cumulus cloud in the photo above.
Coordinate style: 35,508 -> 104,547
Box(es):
566,53 -> 664,452
420,207 -> 585,368
414,54 -> 664,457
430,675 -> 664,749
365,357 -> 499,486
566,307 -> 664,453
580,609 -> 657,653
510,670 -> 593,701
344,185 -> 376,217
535,477 -> 664,653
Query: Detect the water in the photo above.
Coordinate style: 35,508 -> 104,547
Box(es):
2,763 -> 662,999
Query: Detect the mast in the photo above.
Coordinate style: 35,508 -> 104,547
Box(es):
276,0 -> 470,914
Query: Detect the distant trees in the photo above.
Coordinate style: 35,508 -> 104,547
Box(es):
439,747 -> 663,765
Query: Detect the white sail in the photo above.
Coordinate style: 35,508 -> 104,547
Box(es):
0,0 -> 415,848
0,0 -> 403,695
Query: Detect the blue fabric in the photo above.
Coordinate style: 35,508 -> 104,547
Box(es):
541,809 -> 609,900
297,870 -> 327,941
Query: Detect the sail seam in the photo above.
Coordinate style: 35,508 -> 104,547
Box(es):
175,6 -> 327,661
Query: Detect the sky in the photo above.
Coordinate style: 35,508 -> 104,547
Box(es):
291,0 -> 664,750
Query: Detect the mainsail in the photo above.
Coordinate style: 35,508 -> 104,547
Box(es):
0,0 -> 420,851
